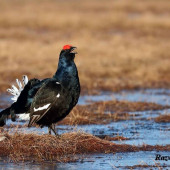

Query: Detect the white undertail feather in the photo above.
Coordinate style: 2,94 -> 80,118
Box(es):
18,113 -> 30,121
7,75 -> 29,103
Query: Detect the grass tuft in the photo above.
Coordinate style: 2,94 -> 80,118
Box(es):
0,131 -> 169,162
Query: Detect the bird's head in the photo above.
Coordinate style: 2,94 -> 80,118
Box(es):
59,45 -> 77,61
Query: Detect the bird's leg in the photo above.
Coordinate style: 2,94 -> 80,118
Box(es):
52,123 -> 56,132
48,126 -> 51,135
51,124 -> 60,138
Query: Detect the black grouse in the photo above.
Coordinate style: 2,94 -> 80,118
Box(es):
0,45 -> 80,136
28,45 -> 80,135
0,77 -> 42,126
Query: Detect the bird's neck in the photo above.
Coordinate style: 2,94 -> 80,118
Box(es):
53,58 -> 79,87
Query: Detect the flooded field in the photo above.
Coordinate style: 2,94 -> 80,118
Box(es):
0,152 -> 169,170
0,89 -> 170,169
0,0 -> 170,169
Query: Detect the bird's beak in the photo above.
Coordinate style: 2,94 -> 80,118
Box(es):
70,47 -> 77,54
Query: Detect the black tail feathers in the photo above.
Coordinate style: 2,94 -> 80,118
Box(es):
0,107 -> 11,126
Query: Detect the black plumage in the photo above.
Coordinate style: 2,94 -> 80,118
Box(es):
0,45 -> 80,136
28,45 -> 80,135
0,78 -> 42,126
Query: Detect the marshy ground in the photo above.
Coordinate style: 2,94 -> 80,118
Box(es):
0,0 -> 170,169
0,89 -> 170,169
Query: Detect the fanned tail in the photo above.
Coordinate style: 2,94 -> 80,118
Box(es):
0,75 -> 29,125
23,75 -> 28,86
7,75 -> 29,102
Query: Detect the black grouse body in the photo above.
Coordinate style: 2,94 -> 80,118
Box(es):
28,45 -> 80,134
0,45 -> 80,135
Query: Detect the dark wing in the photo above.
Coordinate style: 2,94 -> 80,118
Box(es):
0,78 -> 44,126
28,79 -> 62,127
15,78 -> 42,111
14,78 -> 50,113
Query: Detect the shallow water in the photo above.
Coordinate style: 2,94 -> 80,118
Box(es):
2,88 -> 170,106
0,151 -> 169,170
79,89 -> 170,105
8,119 -> 169,146
0,89 -> 170,169
57,151 -> 170,170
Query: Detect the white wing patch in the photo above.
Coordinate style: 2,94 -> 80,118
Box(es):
7,75 -> 29,103
56,82 -> 60,84
56,93 -> 60,98
34,103 -> 51,112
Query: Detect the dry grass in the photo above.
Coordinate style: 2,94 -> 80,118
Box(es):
60,100 -> 170,125
0,132 -> 169,162
80,100 -> 168,113
154,114 -> 170,123
0,0 -> 169,94
104,135 -> 129,141
0,1 -> 169,163
1,100 -> 168,126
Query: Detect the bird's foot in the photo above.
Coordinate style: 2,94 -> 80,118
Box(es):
55,134 -> 61,139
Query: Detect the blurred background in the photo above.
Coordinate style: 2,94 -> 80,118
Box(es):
0,0 -> 170,94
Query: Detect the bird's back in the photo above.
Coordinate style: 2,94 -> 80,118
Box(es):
28,74 -> 80,127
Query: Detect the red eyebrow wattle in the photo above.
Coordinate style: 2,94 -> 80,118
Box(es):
63,45 -> 72,50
